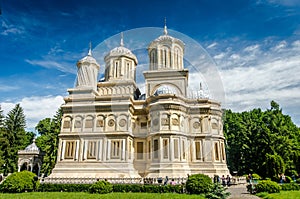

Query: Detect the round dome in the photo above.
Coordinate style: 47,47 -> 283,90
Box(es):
149,24 -> 185,49
154,85 -> 180,96
152,34 -> 185,48
105,46 -> 138,64
77,49 -> 100,69
25,139 -> 40,152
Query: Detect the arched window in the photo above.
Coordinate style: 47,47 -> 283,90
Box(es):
114,61 -> 119,78
150,49 -> 156,70
160,47 -> 170,68
174,47 -> 181,69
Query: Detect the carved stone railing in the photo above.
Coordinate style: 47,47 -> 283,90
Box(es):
41,177 -> 188,185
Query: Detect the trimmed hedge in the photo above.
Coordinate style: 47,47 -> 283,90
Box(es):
89,180 -> 113,194
255,180 -> 281,193
0,171 -> 39,193
38,183 -> 184,193
280,183 -> 300,191
185,174 -> 213,194
38,183 -> 91,192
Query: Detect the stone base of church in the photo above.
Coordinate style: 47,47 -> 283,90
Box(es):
49,162 -> 140,178
48,161 -> 229,180
189,162 -> 230,178
146,162 -> 191,178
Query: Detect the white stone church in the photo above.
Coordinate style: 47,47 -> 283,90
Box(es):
49,25 -> 229,180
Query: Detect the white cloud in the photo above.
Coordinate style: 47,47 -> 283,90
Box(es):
267,0 -> 300,6
272,40 -> 287,51
0,85 -> 20,91
1,20 -> 25,36
214,52 -> 225,59
25,59 -> 76,74
207,42 -> 218,49
213,38 -> 300,125
1,95 -> 64,131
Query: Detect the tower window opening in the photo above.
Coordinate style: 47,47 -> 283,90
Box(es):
214,142 -> 220,161
195,141 -> 201,160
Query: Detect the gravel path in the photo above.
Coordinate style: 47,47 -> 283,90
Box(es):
227,184 -> 260,199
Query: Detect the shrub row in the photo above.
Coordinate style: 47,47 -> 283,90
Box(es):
38,183 -> 91,192
89,181 -> 113,194
255,180 -> 281,193
280,183 -> 300,191
37,183 -> 184,193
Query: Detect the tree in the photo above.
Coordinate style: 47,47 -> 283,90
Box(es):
223,101 -> 300,179
0,105 -> 4,127
35,108 -> 62,176
0,105 -> 5,172
0,104 -> 33,174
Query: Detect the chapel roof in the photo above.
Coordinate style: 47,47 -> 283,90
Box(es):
104,33 -> 138,64
149,21 -> 185,49
24,139 -> 40,152
77,43 -> 100,68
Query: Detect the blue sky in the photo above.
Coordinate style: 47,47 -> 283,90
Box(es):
1,0 -> 300,131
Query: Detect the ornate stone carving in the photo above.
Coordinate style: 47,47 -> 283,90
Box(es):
119,119 -> 126,127
85,119 -> 93,128
74,120 -> 82,128
172,118 -> 179,126
108,119 -> 115,127
161,118 -> 169,125
193,122 -> 200,129
63,121 -> 71,128
212,122 -> 218,129
97,119 -> 104,127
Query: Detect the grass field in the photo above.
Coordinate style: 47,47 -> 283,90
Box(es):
0,192 -> 206,199
257,190 -> 300,199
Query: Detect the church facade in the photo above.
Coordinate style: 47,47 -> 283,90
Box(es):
50,26 -> 229,179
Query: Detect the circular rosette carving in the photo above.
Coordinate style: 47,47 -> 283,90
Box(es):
119,119 -> 127,127
108,119 -> 115,127
193,122 -> 200,129
172,118 -> 179,126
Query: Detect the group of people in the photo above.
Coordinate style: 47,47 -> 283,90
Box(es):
214,174 -> 231,186
163,176 -> 177,186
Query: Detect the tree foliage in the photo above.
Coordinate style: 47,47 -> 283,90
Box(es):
0,170 -> 39,193
35,108 -> 62,176
0,104 -> 34,174
186,174 -> 213,194
224,101 -> 300,179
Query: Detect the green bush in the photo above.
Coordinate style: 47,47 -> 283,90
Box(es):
113,184 -> 142,192
38,183 -> 90,192
296,178 -> 300,183
255,180 -> 281,193
89,180 -> 113,194
186,174 -> 213,194
252,173 -> 262,180
280,183 -> 300,191
0,171 -> 39,193
142,185 -> 161,193
285,176 -> 292,183
206,183 -> 230,199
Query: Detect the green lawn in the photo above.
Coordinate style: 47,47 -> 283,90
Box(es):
0,192 -> 206,199
257,190 -> 300,199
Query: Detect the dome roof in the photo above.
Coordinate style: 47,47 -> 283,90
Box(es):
25,139 -> 40,152
149,24 -> 185,49
104,33 -> 138,64
154,85 -> 180,96
77,48 -> 100,68
108,46 -> 136,57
